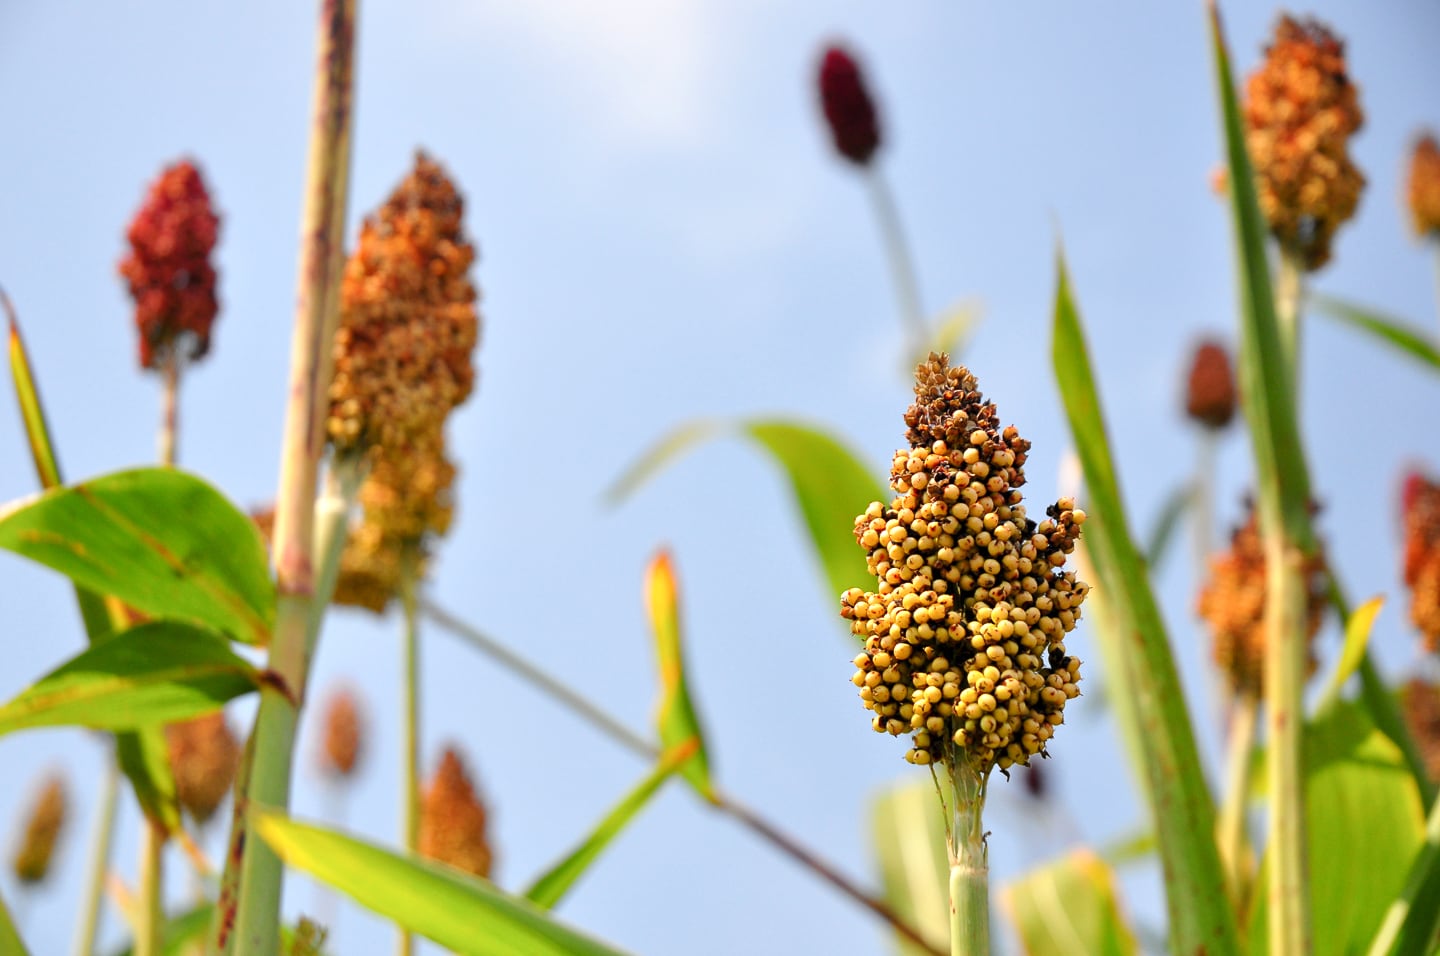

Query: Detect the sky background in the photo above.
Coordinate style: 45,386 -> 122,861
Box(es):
2,1 -> 1439,954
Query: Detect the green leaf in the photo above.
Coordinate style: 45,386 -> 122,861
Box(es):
0,621 -> 260,736
5,292 -> 62,495
1142,481 -> 1194,572
1315,596 -> 1383,715
0,468 -> 275,645
1368,785 -> 1440,956
870,779 -> 950,956
524,740 -> 694,909
1001,849 -> 1138,956
609,419 -> 884,611
1310,294 -> 1440,372
117,729 -> 181,833
1098,828 -> 1158,868
1248,702 -> 1425,956
109,904 -> 324,956
255,813 -> 632,956
1051,250 -> 1240,955
644,552 -> 714,800
0,881 -> 27,956
907,298 -> 983,371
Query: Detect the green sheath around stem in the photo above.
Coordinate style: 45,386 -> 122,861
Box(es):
946,759 -> 989,956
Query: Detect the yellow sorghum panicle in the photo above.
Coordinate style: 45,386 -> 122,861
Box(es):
317,686 -> 365,779
419,746 -> 493,878
166,711 -> 241,825
1407,134 -> 1440,239
1197,504 -> 1328,696
12,772 -> 66,884
1403,471 -> 1440,651
1402,677 -> 1440,783
327,151 -> 481,459
1243,14 -> 1365,271
841,353 -> 1087,775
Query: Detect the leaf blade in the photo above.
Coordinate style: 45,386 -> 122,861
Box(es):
1310,294 -> 1440,372
644,552 -> 713,800
1001,849 -> 1138,956
870,779 -> 951,956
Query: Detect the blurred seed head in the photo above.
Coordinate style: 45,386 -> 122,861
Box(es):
166,711 -> 242,826
1184,339 -> 1238,430
317,685 -> 366,780
842,353 -> 1088,776
252,504 -> 403,614
1402,470 -> 1440,651
1243,14 -> 1365,271
419,746 -> 493,879
1197,502 -> 1328,696
1402,677 -> 1440,783
1407,133 -> 1440,239
11,772 -> 67,885
118,159 -> 221,370
818,44 -> 881,167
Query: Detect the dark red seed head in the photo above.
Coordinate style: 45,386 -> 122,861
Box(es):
818,45 -> 881,167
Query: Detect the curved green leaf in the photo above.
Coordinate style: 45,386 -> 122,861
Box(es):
0,621 -> 259,735
871,779 -> 950,956
0,468 -> 275,644
1369,785 -> 1440,956
0,882 -> 26,956
644,552 -> 713,800
907,298 -> 983,371
1143,481 -> 1194,572
524,740 -> 694,909
1316,596 -> 1383,715
255,813 -> 632,956
1311,294 -> 1440,372
1051,250 -> 1240,955
1001,849 -> 1138,956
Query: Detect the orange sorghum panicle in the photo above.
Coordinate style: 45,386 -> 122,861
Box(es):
1184,339 -> 1237,430
842,353 -> 1087,775
317,686 -> 366,779
1402,471 -> 1440,651
166,711 -> 241,825
419,747 -> 493,878
12,772 -> 67,885
1406,133 -> 1440,239
118,160 -> 221,370
1402,677 -> 1440,783
1197,504 -> 1328,696
1243,14 -> 1364,271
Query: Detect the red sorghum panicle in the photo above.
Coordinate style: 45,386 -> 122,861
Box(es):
1406,134 -> 1440,238
1402,470 -> 1440,651
818,45 -> 881,167
842,353 -> 1087,775
318,686 -> 365,779
118,160 -> 221,370
1197,504 -> 1328,696
1243,15 -> 1365,271
167,711 -> 242,825
12,772 -> 67,885
1184,339 -> 1238,430
419,747 -> 492,878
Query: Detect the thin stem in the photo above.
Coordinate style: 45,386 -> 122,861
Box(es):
211,1 -> 355,952
159,353 -> 180,468
945,759 -> 989,956
864,168 -> 926,350
421,600 -> 944,956
1275,250 -> 1304,394
71,756 -> 120,956
398,556 -> 420,956
1192,431 -> 1217,572
136,820 -> 164,956
1432,243 -> 1440,330
1216,692 -> 1258,906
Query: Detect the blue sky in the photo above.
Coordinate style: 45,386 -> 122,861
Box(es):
1,2 -> 1438,953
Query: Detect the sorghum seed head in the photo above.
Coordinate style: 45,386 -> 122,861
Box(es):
1406,134 -> 1440,239
1197,501 -> 1328,696
419,746 -> 493,878
317,685 -> 365,779
1402,677 -> 1440,784
118,159 -> 221,370
1184,339 -> 1237,430
817,45 -> 881,167
166,711 -> 241,825
1243,14 -> 1365,271
844,353 -> 1086,776
1401,470 -> 1440,651
12,772 -> 66,884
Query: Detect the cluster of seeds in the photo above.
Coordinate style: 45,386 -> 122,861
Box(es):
1184,339 -> 1237,430
1243,14 -> 1365,271
841,354 -> 1087,774
1407,134 -> 1440,239
817,45 -> 881,167
251,505 -> 403,614
419,746 -> 493,878
11,772 -> 66,885
317,685 -> 365,780
1197,504 -> 1328,697
166,711 -> 241,825
1403,471 -> 1440,651
1402,677 -> 1440,784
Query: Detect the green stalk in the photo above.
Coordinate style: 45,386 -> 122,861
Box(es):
1216,692 -> 1258,907
71,757 -> 119,956
944,758 -> 989,956
136,821 -> 164,956
864,168 -> 926,351
159,353 -> 180,468
209,2 -> 355,951
398,555 -> 421,956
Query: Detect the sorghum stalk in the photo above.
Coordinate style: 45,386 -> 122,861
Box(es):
136,823 -> 164,956
71,760 -> 119,956
213,0 -> 355,951
866,169 -> 926,348
398,553 -> 421,956
159,353 -> 179,468
945,758 -> 988,956
1274,251 -> 1305,392
1216,692 -> 1258,905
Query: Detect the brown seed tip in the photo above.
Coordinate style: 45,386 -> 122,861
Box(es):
1402,470 -> 1440,651
1243,14 -> 1365,271
1184,339 -> 1237,430
166,711 -> 242,826
118,159 -> 221,370
317,686 -> 366,779
419,746 -> 493,878
1407,133 -> 1440,240
12,772 -> 67,885
818,44 -> 881,167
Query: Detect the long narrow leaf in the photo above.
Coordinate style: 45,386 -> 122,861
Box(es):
255,813 -> 632,956
1051,250 -> 1240,955
1315,597 -> 1382,715
0,622 -> 259,735
1310,294 -> 1440,372
1368,791 -> 1440,956
523,740 -> 695,909
870,779 -> 950,956
1001,850 -> 1138,956
0,883 -> 27,956
1143,481 -> 1195,572
644,551 -> 713,800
